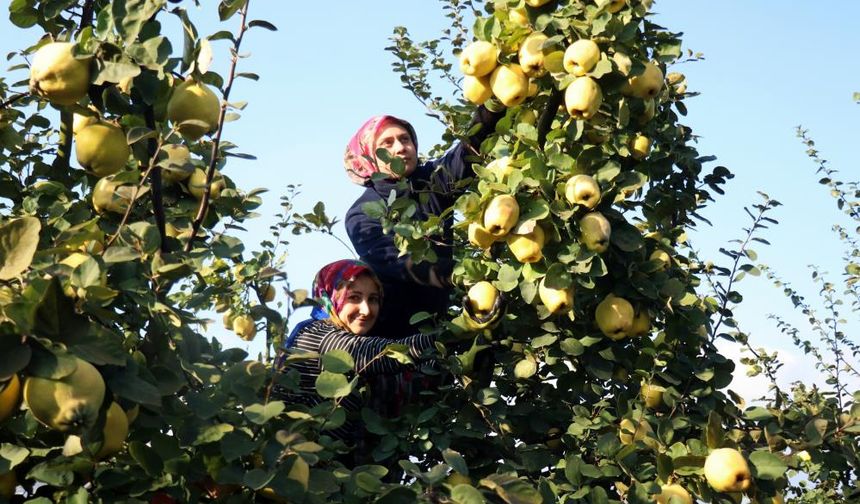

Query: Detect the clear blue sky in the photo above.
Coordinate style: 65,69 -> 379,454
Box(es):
3,1 -> 858,397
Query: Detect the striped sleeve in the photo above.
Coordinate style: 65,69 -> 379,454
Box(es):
318,328 -> 434,376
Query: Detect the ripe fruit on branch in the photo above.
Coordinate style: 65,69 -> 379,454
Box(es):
263,284 -> 276,302
0,374 -> 21,423
23,356 -> 106,432
508,7 -> 529,26
167,79 -> 220,141
564,174 -> 601,209
188,168 -> 226,200
468,222 -> 496,249
640,380 -> 665,409
625,61 -> 664,99
72,111 -> 98,135
656,484 -> 692,504
629,134 -> 652,160
463,75 -> 493,105
159,144 -> 194,184
563,39 -> 600,76
595,294 -> 634,340
578,211 -> 611,253
506,225 -> 545,263
518,33 -> 548,76
649,249 -> 671,270
75,122 -> 130,177
483,194 -> 520,237
467,281 -> 499,316
64,401 -> 129,459
538,278 -> 573,314
490,64 -> 529,107
29,42 -> 91,105
232,314 -> 257,341
92,175 -> 140,215
629,308 -> 651,336
459,41 -> 499,77
704,448 -> 751,493
564,76 -> 602,119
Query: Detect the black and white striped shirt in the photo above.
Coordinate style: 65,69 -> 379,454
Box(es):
273,319 -> 435,440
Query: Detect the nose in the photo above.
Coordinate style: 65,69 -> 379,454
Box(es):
392,139 -> 407,155
358,298 -> 372,316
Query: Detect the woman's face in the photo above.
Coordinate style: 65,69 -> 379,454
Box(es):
336,274 -> 381,335
374,123 -> 417,178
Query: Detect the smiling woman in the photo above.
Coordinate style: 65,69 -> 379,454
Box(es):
272,259 -> 435,446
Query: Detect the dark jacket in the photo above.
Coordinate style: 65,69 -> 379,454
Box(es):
345,109 -> 502,337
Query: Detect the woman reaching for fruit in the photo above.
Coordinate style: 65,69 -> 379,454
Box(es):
272,259 -> 435,446
343,107 -> 503,337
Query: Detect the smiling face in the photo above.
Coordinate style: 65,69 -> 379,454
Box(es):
374,122 -> 417,178
336,273 -> 381,335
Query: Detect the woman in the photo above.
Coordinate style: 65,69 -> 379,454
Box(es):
344,107 -> 502,337
273,259 -> 435,443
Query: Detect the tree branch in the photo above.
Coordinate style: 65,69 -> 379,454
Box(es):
185,1 -> 251,252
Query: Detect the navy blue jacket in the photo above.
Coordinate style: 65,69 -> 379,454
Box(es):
345,110 -> 501,337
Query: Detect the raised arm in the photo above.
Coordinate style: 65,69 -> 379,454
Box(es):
346,201 -> 449,287
318,328 -> 434,376
431,105 -> 505,188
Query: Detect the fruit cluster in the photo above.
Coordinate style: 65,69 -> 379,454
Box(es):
456,0 -> 685,336
28,41 -> 224,226
0,357 -> 132,480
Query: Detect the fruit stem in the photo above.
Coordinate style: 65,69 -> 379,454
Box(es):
185,0 -> 251,252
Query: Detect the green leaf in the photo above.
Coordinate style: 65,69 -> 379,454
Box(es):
442,449 -> 469,475
517,199 -> 550,223
128,440 -> 164,477
248,19 -> 277,31
245,401 -> 285,425
193,423 -> 234,446
314,371 -> 352,398
495,264 -> 521,292
112,0 -> 165,43
749,450 -> 787,480
0,443 -> 29,472
320,349 -> 354,373
218,0 -> 246,20
244,468 -> 274,490
609,221 -> 643,252
0,216 -> 40,280
219,430 -> 257,462
706,411 -> 723,449
560,338 -> 584,356
743,407 -> 774,421
452,484 -> 485,504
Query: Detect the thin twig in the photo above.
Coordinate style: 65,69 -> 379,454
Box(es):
185,1 -> 251,252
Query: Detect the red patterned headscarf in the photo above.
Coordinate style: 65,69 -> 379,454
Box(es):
311,259 -> 384,331
343,115 -> 418,186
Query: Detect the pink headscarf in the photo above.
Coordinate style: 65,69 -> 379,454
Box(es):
343,115 -> 418,186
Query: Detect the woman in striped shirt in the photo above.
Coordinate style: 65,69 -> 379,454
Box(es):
273,259 -> 435,444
